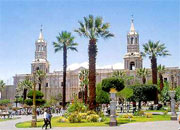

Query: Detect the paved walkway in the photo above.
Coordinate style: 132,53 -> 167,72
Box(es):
0,115 -> 179,130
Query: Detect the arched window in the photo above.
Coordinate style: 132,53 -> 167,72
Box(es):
135,38 -> 138,44
130,62 -> 135,70
131,38 -> 133,44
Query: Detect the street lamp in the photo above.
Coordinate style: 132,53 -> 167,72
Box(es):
109,88 -> 117,126
168,74 -> 177,120
31,72 -> 37,127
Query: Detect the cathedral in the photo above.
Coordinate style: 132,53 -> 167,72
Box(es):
12,18 -> 180,102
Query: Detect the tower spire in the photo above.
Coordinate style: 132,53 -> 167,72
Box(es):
130,15 -> 135,32
39,24 -> 43,40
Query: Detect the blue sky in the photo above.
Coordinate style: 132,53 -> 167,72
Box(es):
0,0 -> 179,84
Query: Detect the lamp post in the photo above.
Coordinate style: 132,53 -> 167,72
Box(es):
31,72 -> 37,127
109,88 -> 117,126
168,74 -> 177,120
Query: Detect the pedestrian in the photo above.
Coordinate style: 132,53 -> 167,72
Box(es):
47,110 -> 52,129
42,110 -> 48,129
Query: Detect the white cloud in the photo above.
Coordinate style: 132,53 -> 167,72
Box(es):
67,62 -> 124,70
67,62 -> 88,70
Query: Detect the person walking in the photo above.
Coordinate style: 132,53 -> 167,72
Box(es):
42,110 -> 48,129
47,110 -> 52,129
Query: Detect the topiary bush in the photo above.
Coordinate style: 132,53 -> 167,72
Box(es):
27,90 -> 44,99
102,77 -> 125,92
24,90 -> 46,106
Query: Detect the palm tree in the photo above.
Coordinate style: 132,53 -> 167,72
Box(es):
112,70 -> 133,85
17,78 -> 33,103
79,69 -> 89,104
158,64 -> 165,91
75,15 -> 114,110
112,70 -> 125,79
53,31 -> 78,109
142,40 -> 170,103
0,80 -> 5,91
36,70 -> 46,91
0,80 -> 5,99
136,68 -> 149,84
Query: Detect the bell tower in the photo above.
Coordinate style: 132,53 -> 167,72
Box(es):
31,25 -> 49,73
124,16 -> 143,70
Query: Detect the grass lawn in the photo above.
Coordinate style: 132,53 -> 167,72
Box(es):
16,115 -> 171,128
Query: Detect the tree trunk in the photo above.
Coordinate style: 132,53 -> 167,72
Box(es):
85,85 -> 88,104
142,76 -> 146,84
38,83 -> 41,91
62,45 -> 67,110
23,88 -> 27,104
151,56 -> 158,104
88,39 -> 97,110
159,73 -> 164,91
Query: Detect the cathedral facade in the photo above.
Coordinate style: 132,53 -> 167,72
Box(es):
13,18 -> 180,102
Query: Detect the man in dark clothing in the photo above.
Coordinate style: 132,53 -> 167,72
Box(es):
46,111 -> 52,129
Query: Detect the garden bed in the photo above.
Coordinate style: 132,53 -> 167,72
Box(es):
16,115 -> 171,128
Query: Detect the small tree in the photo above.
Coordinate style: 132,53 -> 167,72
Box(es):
79,69 -> 89,104
117,87 -> 133,101
157,64 -> 165,91
96,83 -> 110,104
128,84 -> 157,110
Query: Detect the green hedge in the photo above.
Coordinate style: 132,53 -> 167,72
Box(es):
0,99 -> 10,106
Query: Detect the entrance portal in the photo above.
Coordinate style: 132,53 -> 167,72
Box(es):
130,62 -> 135,70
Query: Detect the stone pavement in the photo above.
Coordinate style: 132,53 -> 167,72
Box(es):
0,115 -> 179,130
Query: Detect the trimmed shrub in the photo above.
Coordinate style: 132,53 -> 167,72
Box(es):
102,77 -> 125,92
27,90 -> 44,99
25,90 -> 46,106
25,99 -> 46,106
